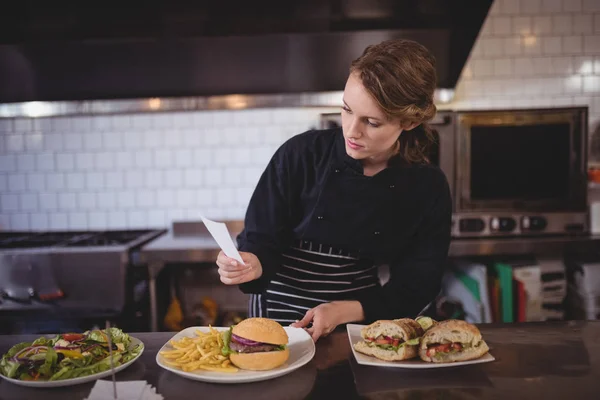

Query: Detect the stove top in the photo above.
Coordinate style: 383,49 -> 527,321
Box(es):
66,230 -> 155,247
0,230 -> 163,250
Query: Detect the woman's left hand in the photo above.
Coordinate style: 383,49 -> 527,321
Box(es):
291,301 -> 364,342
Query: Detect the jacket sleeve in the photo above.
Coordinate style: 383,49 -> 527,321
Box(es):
236,144 -> 298,294
356,173 -> 452,323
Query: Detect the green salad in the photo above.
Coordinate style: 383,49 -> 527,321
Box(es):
0,328 -> 143,382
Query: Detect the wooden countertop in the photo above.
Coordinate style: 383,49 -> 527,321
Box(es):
1,320 -> 599,399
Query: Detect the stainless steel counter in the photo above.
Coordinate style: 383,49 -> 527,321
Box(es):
139,230 -> 230,264
448,234 -> 600,257
138,223 -> 600,331
140,231 -> 600,264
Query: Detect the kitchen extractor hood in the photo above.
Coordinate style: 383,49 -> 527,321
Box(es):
0,0 -> 493,104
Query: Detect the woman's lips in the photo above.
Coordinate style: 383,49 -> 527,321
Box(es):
347,139 -> 363,150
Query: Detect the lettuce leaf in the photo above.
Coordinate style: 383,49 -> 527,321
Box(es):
0,358 -> 21,378
221,327 -> 233,356
106,328 -> 131,347
4,342 -> 31,359
86,330 -> 108,343
121,343 -> 143,364
32,337 -> 52,346
90,346 -> 106,358
38,347 -> 58,378
0,342 -> 31,378
373,337 -> 421,351
49,353 -> 122,381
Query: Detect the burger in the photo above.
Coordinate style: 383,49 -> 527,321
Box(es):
223,318 -> 289,371
418,319 -> 489,363
353,318 -> 424,361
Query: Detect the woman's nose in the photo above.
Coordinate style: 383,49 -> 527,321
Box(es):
346,116 -> 362,138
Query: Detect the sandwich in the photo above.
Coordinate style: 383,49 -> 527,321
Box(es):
353,318 -> 424,361
419,319 -> 489,363
223,317 -> 289,371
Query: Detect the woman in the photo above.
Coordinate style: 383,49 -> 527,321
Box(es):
216,39 -> 452,341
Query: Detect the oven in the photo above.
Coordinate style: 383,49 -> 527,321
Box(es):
452,107 -> 589,238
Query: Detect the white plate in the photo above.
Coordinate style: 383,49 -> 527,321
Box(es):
156,326 -> 315,384
347,324 -> 495,368
0,337 -> 144,388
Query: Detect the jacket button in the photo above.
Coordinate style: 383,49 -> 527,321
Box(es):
389,185 -> 395,189
374,231 -> 380,235
317,216 -> 324,220
335,169 -> 340,173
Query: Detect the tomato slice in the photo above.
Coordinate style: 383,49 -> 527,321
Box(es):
392,339 -> 400,347
62,333 -> 84,342
374,338 -> 391,345
451,343 -> 463,351
437,343 -> 451,352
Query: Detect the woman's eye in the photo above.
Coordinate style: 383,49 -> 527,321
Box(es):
342,106 -> 352,114
367,120 -> 380,128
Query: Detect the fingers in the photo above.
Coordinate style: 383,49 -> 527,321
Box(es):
240,252 -> 254,265
219,271 -> 254,285
290,309 -> 314,329
307,324 -> 325,342
307,323 -> 334,342
216,252 -> 244,272
218,267 -> 252,279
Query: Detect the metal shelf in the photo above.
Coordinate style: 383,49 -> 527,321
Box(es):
448,235 -> 600,257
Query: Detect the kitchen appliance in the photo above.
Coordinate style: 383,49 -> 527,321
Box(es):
453,107 -> 589,238
0,229 -> 165,334
319,110 -> 457,200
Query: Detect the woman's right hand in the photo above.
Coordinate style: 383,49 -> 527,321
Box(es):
216,251 -> 263,285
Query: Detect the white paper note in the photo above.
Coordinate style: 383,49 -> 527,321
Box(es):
200,216 -> 245,264
85,380 -> 164,400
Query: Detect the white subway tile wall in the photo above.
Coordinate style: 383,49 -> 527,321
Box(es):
450,0 -> 600,130
1,0 -> 600,231
0,108 -> 330,230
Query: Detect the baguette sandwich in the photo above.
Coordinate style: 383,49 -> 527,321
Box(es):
419,319 -> 489,363
353,318 -> 424,361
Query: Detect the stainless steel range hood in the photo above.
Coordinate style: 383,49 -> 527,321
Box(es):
0,1 -> 492,109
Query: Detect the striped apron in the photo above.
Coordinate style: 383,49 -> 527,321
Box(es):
248,240 -> 379,324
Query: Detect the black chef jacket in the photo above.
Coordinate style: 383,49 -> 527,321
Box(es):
236,127 -> 452,323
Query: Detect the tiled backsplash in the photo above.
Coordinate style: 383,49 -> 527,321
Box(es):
1,0 -> 600,231
449,0 -> 600,129
0,109 -> 330,230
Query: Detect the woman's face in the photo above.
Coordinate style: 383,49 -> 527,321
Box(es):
341,72 -> 403,162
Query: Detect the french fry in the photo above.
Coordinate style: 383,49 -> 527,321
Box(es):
160,327 -> 239,373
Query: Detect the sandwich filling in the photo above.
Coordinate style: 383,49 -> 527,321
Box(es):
425,341 -> 482,358
364,335 -> 420,351
222,328 -> 286,355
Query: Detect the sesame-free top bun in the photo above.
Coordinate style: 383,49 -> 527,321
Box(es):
362,319 -> 424,342
229,348 -> 290,371
231,317 -> 288,345
421,319 -> 482,346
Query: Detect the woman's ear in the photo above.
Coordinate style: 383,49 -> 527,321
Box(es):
401,121 -> 420,131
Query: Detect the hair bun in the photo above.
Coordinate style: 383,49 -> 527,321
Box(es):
403,101 -> 436,125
